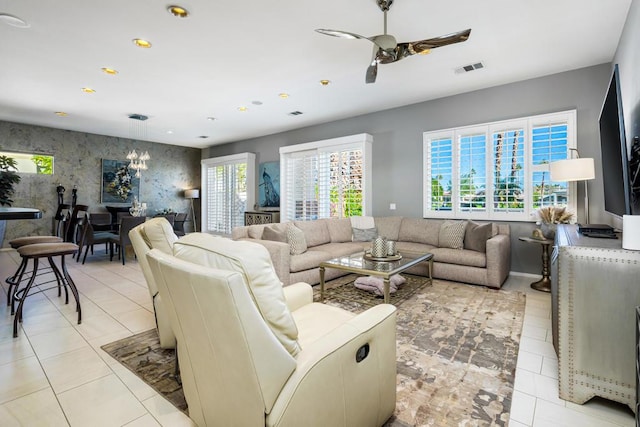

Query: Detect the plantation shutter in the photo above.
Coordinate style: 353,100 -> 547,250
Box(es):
458,132 -> 487,213
425,135 -> 453,212
531,122 -> 569,208
491,128 -> 525,213
202,153 -> 255,234
280,133 -> 372,222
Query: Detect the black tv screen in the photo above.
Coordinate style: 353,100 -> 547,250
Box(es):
598,64 -> 631,218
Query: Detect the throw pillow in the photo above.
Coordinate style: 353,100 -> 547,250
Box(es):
262,225 -> 287,243
464,220 -> 492,253
352,227 -> 378,242
438,220 -> 467,249
286,223 -> 307,255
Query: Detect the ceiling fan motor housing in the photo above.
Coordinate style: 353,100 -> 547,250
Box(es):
377,0 -> 393,12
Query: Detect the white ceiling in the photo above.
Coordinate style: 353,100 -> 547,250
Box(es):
0,0 -> 632,149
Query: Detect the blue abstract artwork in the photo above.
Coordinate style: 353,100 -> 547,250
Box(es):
258,161 -> 280,209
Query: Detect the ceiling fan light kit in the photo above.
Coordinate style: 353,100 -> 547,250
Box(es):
315,0 -> 471,84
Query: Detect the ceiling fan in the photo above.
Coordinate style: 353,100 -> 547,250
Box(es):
315,0 -> 471,84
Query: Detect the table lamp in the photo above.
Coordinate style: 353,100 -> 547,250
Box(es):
549,148 -> 595,224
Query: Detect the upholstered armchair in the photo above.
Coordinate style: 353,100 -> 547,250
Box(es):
129,217 -> 178,349
147,234 -> 398,427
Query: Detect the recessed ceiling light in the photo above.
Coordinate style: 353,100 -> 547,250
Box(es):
167,5 -> 189,18
279,93 -> 289,99
206,117 -> 216,121
54,111 -> 68,117
320,80 -> 331,86
238,106 -> 248,112
101,67 -> 118,75
0,14 -> 29,28
133,38 -> 152,48
81,87 -> 96,93
167,130 -> 174,134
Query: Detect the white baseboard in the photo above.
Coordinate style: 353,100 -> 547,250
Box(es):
508,271 -> 541,279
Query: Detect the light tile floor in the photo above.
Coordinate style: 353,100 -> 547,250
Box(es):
0,249 -> 635,426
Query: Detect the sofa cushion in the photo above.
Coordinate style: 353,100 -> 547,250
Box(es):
326,218 -> 353,243
294,220 -> 330,247
398,218 -> 440,246
438,220 -> 466,249
352,227 -> 378,242
287,223 -> 308,255
374,217 -> 403,241
263,225 -> 287,243
172,234 -> 301,356
290,242 -> 364,273
248,225 -> 265,239
464,221 -> 492,253
395,241 -> 437,254
431,247 -> 486,268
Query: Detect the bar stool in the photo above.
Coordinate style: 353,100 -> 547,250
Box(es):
5,236 -> 64,306
11,242 -> 81,338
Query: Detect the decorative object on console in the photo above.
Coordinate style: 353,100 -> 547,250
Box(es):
184,188 -> 199,232
129,196 -> 146,217
533,206 -> 574,239
549,148 -> 595,223
623,215 -> 640,250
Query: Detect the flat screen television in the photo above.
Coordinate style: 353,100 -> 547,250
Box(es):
598,64 -> 631,218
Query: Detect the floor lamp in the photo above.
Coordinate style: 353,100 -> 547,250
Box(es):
549,148 -> 595,225
184,189 -> 200,232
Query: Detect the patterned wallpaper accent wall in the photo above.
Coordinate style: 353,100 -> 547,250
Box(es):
0,120 -> 201,246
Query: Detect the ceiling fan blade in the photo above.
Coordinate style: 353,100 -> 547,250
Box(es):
406,28 -> 471,54
315,28 -> 369,40
366,62 -> 378,84
366,47 -> 379,84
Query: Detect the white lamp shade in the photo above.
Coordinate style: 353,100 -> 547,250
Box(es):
549,158 -> 595,181
184,189 -> 200,199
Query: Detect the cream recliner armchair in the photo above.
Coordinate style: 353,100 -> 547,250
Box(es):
129,217 -> 178,349
147,233 -> 398,427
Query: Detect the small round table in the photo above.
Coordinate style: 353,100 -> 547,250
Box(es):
519,236 -> 554,292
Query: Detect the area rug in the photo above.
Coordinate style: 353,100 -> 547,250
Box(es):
102,274 -> 525,426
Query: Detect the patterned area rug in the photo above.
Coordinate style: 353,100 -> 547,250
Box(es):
102,274 -> 525,426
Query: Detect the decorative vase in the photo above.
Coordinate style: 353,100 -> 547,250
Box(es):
540,222 -> 557,240
386,240 -> 396,256
371,236 -> 387,257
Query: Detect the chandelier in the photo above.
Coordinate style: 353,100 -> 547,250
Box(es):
127,113 -> 150,178
126,149 -> 150,178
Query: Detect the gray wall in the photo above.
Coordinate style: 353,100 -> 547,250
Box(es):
205,64 -> 613,274
0,121 -> 201,245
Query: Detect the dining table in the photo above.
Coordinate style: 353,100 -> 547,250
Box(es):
0,207 -> 42,220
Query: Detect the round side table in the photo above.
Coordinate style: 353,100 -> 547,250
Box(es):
519,236 -> 554,292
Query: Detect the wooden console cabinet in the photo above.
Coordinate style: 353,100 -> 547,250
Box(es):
551,224 -> 640,412
244,211 -> 280,226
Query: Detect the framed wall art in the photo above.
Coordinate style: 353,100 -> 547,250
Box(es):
258,161 -> 280,211
101,159 -> 140,203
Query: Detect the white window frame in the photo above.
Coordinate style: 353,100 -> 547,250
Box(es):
280,133 -> 372,222
201,152 -> 255,235
423,110 -> 577,221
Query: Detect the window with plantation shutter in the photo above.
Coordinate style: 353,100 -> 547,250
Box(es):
280,134 -> 372,222
201,153 -> 255,235
423,110 -> 576,221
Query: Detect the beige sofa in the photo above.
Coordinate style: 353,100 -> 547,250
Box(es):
232,216 -> 510,289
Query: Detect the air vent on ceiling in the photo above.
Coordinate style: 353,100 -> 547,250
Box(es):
288,111 -> 303,116
455,62 -> 484,74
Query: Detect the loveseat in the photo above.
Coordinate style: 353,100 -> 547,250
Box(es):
232,217 -> 510,289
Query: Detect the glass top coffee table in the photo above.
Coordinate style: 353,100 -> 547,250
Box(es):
319,251 -> 433,304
